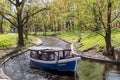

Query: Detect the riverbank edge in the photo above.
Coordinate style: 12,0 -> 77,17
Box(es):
1,36 -> 120,66
0,37 -> 43,65
56,37 -> 120,65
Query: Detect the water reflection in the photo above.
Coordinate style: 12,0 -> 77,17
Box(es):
77,60 -> 104,80
103,64 -> 120,80
42,69 -> 77,80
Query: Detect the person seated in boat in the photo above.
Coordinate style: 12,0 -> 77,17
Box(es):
45,50 -> 55,61
37,52 -> 43,60
58,51 -> 65,59
30,51 -> 38,59
41,52 -> 49,61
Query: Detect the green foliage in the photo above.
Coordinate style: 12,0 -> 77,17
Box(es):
57,29 -> 120,51
0,34 -> 17,49
56,30 -> 79,42
80,32 -> 105,51
0,34 -> 36,49
24,35 -> 36,45
111,29 -> 120,47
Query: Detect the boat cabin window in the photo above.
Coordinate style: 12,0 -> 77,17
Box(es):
30,50 -> 55,61
30,50 -> 40,59
58,49 -> 71,59
64,50 -> 71,57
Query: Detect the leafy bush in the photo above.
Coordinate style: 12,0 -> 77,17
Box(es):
0,39 -> 15,49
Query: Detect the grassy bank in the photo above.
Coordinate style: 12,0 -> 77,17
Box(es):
29,29 -> 120,51
0,34 -> 17,49
0,33 -> 36,58
0,33 -> 35,49
56,29 -> 120,51
56,30 -> 105,51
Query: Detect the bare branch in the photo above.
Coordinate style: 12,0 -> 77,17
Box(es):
29,7 -> 49,17
3,12 -> 16,19
22,7 -> 49,24
81,22 -> 105,38
8,0 -> 16,5
112,12 -> 120,22
20,0 -> 25,5
41,0 -> 48,7
87,26 -> 105,38
0,14 -> 16,27
96,4 -> 107,31
22,12 -> 29,27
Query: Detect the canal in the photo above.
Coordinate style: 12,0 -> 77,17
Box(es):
2,36 -> 120,80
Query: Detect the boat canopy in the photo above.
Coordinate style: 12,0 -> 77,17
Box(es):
28,46 -> 71,52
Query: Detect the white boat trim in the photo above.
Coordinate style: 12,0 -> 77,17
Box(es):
30,57 -> 80,64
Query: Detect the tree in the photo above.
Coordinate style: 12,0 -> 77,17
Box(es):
0,16 -> 4,33
75,0 -> 120,55
0,0 -> 49,47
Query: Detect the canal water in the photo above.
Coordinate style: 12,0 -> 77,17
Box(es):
2,36 -> 120,80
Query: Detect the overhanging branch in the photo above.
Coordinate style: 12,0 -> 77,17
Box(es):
3,12 -> 16,19
112,12 -> 120,22
8,0 -> 16,5
81,22 -> 105,38
1,14 -> 16,27
22,7 -> 49,24
95,4 -> 107,32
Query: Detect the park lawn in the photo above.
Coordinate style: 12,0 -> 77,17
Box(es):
56,30 -> 104,51
0,33 -> 36,49
0,34 -> 18,49
56,29 -> 120,51
0,33 -> 36,58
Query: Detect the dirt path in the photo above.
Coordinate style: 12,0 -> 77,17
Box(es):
79,48 -> 120,65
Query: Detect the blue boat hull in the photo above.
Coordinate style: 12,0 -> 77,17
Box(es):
30,57 -> 80,71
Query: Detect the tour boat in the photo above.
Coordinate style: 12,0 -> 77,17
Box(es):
28,46 -> 81,71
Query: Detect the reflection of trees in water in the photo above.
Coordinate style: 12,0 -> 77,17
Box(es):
103,64 -> 120,80
77,60 -> 104,80
104,64 -> 120,72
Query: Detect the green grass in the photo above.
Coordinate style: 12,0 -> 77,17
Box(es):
111,29 -> 120,47
56,29 -> 120,51
0,33 -> 36,49
0,34 -> 17,49
56,30 -> 80,42
0,33 -> 36,58
80,32 -> 105,51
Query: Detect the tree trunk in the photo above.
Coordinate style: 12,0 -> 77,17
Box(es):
17,25 -> 24,47
105,0 -> 114,55
0,17 -> 4,33
105,31 -> 113,55
17,4 -> 24,47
